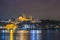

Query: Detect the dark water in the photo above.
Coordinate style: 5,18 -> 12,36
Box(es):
42,29 -> 60,40
0,29 -> 60,40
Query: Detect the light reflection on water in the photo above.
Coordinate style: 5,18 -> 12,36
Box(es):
0,29 -> 60,40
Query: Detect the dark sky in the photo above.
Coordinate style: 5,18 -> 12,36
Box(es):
0,0 -> 60,20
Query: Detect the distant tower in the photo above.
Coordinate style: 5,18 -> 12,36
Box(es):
22,13 -> 26,18
29,16 -> 33,20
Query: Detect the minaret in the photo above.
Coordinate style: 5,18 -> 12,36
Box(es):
22,14 -> 26,18
29,16 -> 33,20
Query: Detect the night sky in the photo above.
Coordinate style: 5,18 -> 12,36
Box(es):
0,0 -> 60,20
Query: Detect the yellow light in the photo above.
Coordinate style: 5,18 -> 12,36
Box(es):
5,23 -> 17,30
17,30 -> 29,40
3,23 -> 17,40
18,16 -> 26,21
17,14 -> 33,21
10,30 -> 13,40
4,23 -> 17,40
18,16 -> 24,21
